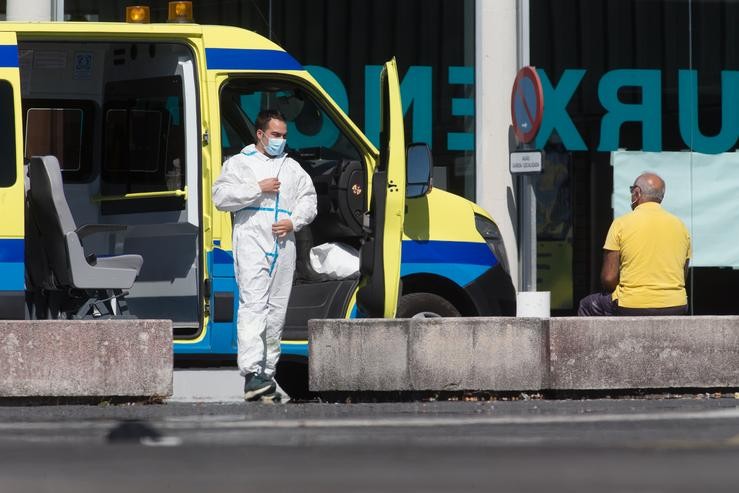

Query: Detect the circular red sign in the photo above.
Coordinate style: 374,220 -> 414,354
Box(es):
510,66 -> 544,144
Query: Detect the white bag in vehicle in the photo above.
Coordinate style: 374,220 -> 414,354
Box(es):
309,242 -> 360,280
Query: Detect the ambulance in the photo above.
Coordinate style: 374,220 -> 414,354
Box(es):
0,3 -> 515,361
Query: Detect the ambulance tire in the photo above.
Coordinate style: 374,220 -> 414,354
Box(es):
396,292 -> 460,319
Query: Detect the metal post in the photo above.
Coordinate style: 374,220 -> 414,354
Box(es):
52,0 -> 64,21
516,0 -> 536,292
7,0 -> 50,21
268,0 -> 273,40
520,175 -> 536,291
6,0 -> 63,21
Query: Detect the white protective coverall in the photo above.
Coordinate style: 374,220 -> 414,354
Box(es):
212,144 -> 317,377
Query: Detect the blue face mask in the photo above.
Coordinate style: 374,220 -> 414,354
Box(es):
264,136 -> 286,156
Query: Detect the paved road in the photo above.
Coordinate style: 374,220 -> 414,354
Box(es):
0,397 -> 738,492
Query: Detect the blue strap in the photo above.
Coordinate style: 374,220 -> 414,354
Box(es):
274,192 -> 280,222
268,192 -> 281,275
241,206 -> 292,216
267,240 -> 279,275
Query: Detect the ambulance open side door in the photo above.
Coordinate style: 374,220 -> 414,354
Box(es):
0,33 -> 25,320
356,58 -> 406,318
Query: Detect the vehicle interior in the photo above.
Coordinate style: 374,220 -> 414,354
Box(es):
20,39 -> 369,339
219,79 -> 369,339
20,40 -> 201,332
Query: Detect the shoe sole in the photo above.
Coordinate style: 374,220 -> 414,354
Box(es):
244,383 -> 276,402
260,392 -> 282,404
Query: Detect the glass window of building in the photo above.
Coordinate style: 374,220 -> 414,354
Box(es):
531,0 -> 739,315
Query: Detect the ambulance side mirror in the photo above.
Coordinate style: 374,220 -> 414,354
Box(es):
406,143 -> 432,198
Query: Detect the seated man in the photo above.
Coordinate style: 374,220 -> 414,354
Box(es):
578,172 -> 691,316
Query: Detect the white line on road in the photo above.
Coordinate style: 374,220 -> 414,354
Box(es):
0,407 -> 737,433
159,407 -> 739,430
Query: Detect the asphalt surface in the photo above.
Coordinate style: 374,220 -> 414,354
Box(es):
0,396 -> 738,492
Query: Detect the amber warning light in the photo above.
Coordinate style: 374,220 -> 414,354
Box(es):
125,6 -> 150,23
168,1 -> 194,23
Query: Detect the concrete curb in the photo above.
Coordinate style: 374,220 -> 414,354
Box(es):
309,316 -> 739,392
0,320 -> 173,398
549,317 -> 739,389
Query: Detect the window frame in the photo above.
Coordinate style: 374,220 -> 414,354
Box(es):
22,99 -> 96,182
0,81 -> 17,188
102,74 -> 185,193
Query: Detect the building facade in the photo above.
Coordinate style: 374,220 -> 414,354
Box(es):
528,0 -> 739,314
4,0 -> 736,315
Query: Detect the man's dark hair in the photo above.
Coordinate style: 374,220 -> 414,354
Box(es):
255,109 -> 287,132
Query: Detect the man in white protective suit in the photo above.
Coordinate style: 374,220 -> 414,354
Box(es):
212,109 -> 317,402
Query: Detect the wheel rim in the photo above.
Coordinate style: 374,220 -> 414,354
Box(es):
411,311 -> 442,319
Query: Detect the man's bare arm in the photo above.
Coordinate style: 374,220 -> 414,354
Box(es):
684,260 -> 690,286
600,249 -> 620,292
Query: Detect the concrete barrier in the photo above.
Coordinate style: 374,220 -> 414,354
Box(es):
309,316 -> 739,392
0,320 -> 173,398
309,317 -> 547,391
549,316 -> 739,390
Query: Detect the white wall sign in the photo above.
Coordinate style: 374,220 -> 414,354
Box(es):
510,151 -> 543,174
613,150 -> 739,268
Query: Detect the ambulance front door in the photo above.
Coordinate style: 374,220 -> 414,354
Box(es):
356,58 -> 406,318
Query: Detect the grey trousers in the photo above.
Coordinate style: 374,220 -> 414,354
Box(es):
577,292 -> 688,316
577,292 -> 617,316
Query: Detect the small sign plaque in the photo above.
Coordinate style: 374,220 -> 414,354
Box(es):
510,151 -> 543,174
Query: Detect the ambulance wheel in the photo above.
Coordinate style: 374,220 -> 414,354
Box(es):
396,293 -> 460,318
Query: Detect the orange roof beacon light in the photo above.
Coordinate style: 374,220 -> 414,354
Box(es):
125,6 -> 151,23
168,1 -> 194,23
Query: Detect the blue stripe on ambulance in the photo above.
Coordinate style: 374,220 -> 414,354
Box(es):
0,239 -> 25,290
178,248 -> 237,355
205,48 -> 303,71
400,240 -> 498,287
0,45 -> 18,68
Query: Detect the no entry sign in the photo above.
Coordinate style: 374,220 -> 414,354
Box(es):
511,66 -> 544,144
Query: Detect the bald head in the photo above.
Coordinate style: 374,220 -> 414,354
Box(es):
633,172 -> 665,204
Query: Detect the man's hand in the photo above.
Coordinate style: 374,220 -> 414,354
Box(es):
272,219 -> 294,237
259,178 -> 281,193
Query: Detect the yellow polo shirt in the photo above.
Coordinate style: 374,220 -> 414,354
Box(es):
604,202 -> 691,308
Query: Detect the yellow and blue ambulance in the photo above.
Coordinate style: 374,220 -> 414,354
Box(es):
0,4 -> 515,362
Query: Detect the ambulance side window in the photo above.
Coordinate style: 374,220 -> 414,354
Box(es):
219,78 -> 367,236
102,76 -> 185,194
219,79 -> 361,163
0,81 -> 16,187
23,100 -> 95,182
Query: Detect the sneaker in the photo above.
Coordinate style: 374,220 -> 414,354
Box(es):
243,373 -> 276,401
